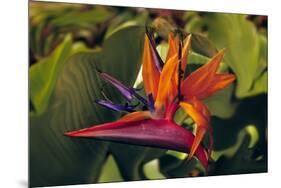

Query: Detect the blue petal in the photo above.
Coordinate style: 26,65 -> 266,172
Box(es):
98,72 -> 149,108
99,72 -> 134,102
147,93 -> 155,111
95,100 -> 135,112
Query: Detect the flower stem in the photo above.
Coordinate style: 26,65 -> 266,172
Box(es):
166,102 -> 179,121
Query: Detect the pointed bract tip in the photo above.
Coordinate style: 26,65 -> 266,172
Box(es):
64,131 -> 76,137
64,127 -> 94,138
209,48 -> 226,65
186,34 -> 192,41
218,48 -> 226,55
95,67 -> 102,74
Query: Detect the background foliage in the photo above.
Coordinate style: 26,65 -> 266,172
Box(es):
29,1 -> 267,187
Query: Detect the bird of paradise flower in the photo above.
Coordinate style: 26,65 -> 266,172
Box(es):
65,30 -> 236,171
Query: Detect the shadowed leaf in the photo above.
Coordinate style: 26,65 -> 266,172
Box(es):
30,26 -> 146,187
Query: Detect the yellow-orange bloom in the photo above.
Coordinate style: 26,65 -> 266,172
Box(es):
142,32 -> 235,159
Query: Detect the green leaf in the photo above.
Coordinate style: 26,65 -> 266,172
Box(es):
105,11 -> 149,39
255,34 -> 268,80
98,26 -> 145,85
143,159 -> 166,180
30,34 -> 91,114
110,144 -> 166,180
203,84 -> 237,119
30,2 -> 114,58
104,11 -> 136,38
30,52 -> 110,187
159,155 -> 204,178
50,7 -> 114,28
210,128 -> 267,175
184,13 -> 205,34
242,34 -> 268,97
98,155 -> 123,183
211,94 -> 267,151
189,33 -> 218,58
30,26 -> 147,186
156,42 -> 168,62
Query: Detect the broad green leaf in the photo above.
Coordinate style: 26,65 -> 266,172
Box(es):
245,125 -> 259,149
189,33 -> 217,58
110,144 -> 166,180
255,34 -> 268,80
211,94 -> 267,151
106,20 -> 141,39
50,7 -> 114,28
30,34 -> 91,114
156,42 -> 168,62
99,26 -> 145,84
248,71 -> 267,96
105,11 -> 149,39
184,13 -> 206,34
30,2 -> 114,58
203,85 -> 237,119
30,26 -> 147,186
30,52 -> 110,187
242,35 -> 268,97
212,125 -> 259,161
210,128 -> 267,175
143,159 -> 166,180
98,155 -> 123,183
105,11 -> 136,38
159,155 -> 204,178
29,2 -> 82,23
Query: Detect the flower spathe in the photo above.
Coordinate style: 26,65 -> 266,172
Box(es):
65,30 -> 236,171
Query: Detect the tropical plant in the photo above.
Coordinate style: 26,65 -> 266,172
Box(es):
29,2 -> 267,187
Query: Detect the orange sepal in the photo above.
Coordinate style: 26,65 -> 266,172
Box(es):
181,49 -> 227,100
142,34 -> 161,99
180,98 -> 211,160
155,54 -> 179,110
166,33 -> 191,73
119,111 -> 151,122
188,128 -> 207,161
181,34 -> 192,72
197,73 -> 236,99
165,32 -> 180,63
